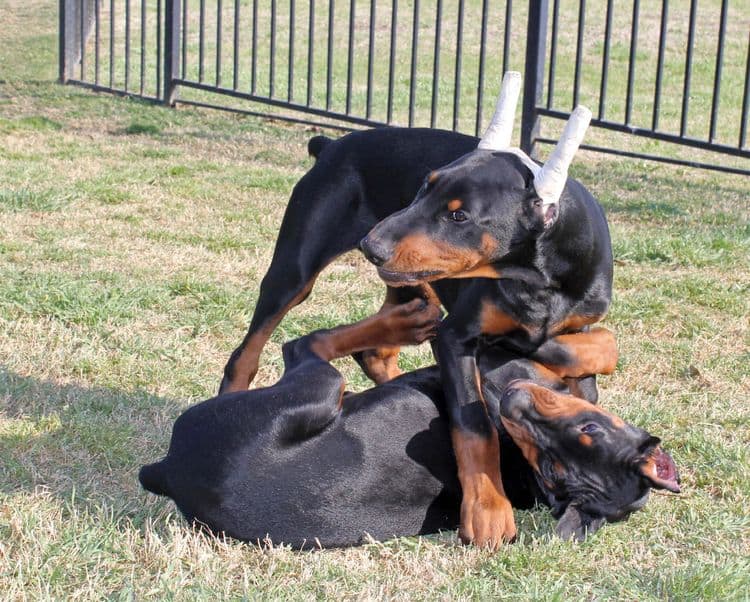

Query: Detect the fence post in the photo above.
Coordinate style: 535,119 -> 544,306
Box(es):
521,0 -> 549,158
164,0 -> 181,105
59,0 -> 98,83
59,0 -> 79,82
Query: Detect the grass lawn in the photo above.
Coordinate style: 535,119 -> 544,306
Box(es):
1,0 -> 749,599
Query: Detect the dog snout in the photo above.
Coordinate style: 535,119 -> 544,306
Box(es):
359,236 -> 389,267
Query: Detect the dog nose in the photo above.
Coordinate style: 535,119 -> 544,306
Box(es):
359,236 -> 389,267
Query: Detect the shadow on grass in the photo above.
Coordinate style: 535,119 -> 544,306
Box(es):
0,367 -> 184,524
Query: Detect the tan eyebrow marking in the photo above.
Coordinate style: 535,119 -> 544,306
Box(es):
448,199 -> 463,211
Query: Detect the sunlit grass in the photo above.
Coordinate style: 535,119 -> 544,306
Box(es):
1,0 -> 749,599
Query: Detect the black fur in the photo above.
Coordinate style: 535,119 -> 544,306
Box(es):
141,325 -> 676,549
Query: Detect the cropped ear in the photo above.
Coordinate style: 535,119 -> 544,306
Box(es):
555,505 -> 606,542
637,437 -> 681,494
533,106 -> 591,227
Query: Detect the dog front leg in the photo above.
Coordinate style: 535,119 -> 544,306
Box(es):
436,316 -> 516,549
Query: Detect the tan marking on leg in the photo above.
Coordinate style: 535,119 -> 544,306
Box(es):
551,313 -> 604,334
452,429 -> 516,549
358,347 -> 402,384
546,328 -> 618,378
311,299 -> 440,362
358,284 -> 441,383
224,276 -> 319,393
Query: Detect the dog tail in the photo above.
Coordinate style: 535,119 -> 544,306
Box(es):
139,461 -> 171,497
308,135 -> 332,159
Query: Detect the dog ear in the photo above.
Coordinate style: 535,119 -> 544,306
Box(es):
478,71 -> 522,150
555,505 -> 606,542
637,440 -> 681,493
534,106 -> 591,223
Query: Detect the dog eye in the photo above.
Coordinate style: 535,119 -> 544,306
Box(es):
580,423 -> 599,434
448,210 -> 468,222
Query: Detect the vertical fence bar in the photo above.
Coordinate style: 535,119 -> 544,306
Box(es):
366,0 -> 376,119
216,0 -> 223,87
270,0 -> 277,96
652,0 -> 668,130
346,0 -> 355,114
307,0 -> 315,106
740,31 -> 750,148
59,0 -> 67,83
157,0 -> 163,97
109,0 -> 115,88
709,0 -> 728,143
431,0 -> 443,128
572,0 -> 585,109
598,0 -> 613,120
80,0 -> 87,79
233,0 -> 240,90
251,0 -> 258,93
326,0 -> 334,109
474,0 -> 489,136
453,0 -> 465,131
625,0 -> 639,124
387,0 -> 398,123
94,0 -> 101,84
408,0 -> 420,127
288,0 -> 295,101
199,0 -> 205,81
140,0 -> 146,95
680,0 -> 697,137
502,0 -> 512,76
182,0 -> 188,79
59,0 -> 66,82
521,0 -> 548,156
124,0 -> 130,90
546,0 -> 559,109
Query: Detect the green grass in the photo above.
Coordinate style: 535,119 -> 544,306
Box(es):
1,0 -> 749,599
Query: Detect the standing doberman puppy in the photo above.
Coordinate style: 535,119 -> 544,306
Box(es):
219,128 -> 479,394
360,74 -> 612,547
141,302 -> 678,548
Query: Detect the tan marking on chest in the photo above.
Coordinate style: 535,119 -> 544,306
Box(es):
480,304 -> 522,335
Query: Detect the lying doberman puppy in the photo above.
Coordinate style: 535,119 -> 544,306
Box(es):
359,74 -> 612,546
140,302 -> 679,549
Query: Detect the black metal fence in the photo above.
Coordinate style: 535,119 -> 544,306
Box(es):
60,0 -> 750,175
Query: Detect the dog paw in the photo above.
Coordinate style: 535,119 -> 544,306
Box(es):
458,483 -> 517,550
378,299 -> 442,347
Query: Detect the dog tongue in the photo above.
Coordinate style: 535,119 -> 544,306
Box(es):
654,447 -> 679,485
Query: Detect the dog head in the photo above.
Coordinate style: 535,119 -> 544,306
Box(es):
492,380 -> 680,541
360,72 -> 591,286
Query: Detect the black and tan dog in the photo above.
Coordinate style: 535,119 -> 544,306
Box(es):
218,126 -> 480,393
140,302 -> 679,549
359,74 -> 612,547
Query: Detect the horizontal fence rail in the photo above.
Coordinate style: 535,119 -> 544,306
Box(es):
60,0 -> 750,175
539,0 -> 750,174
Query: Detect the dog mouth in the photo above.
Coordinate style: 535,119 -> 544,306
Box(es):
376,267 -> 443,285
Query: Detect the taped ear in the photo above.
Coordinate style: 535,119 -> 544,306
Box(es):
555,505 -> 606,542
533,105 -> 592,224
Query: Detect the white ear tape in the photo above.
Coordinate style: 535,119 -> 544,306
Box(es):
477,71 -> 522,151
533,105 -> 592,207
